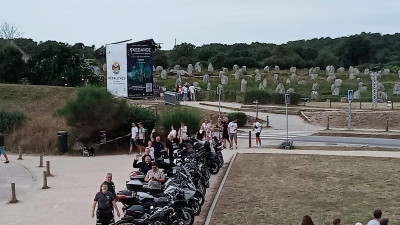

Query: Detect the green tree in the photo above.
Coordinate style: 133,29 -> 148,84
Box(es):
169,43 -> 196,66
316,50 -> 339,68
0,44 -> 26,83
153,49 -> 169,68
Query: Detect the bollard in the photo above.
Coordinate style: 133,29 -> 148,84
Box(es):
42,171 -> 49,189
359,101 -> 362,109
9,183 -> 18,203
248,131 -> 251,148
17,146 -> 23,160
266,116 -> 270,127
392,102 -> 394,110
329,101 -> 332,108
46,161 -> 53,177
326,117 -> 330,130
386,118 -> 389,132
39,152 -> 44,167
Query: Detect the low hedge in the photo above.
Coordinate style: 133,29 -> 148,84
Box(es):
227,112 -> 247,127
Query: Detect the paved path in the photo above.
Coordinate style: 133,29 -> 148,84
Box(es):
180,101 -> 323,131
0,161 -> 34,202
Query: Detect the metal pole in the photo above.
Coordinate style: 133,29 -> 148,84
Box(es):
10,183 -> 17,203
386,117 -> 389,132
256,102 -> 259,119
42,171 -> 49,189
286,102 -> 288,144
372,72 -> 377,109
248,131 -> 251,148
218,87 -> 221,139
17,146 -> 22,160
348,101 -> 352,130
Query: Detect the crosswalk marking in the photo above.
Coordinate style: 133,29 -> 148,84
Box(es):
233,130 -> 315,140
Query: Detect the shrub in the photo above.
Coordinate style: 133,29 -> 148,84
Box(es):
243,90 -> 270,104
227,112 -> 247,127
57,85 -> 130,146
0,109 -> 26,132
159,106 -> 201,136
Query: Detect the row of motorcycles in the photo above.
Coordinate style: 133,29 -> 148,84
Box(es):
114,136 -> 225,225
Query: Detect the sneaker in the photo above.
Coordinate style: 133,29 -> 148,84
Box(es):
4,161 -> 9,163
235,146 -> 238,149
230,147 -> 233,150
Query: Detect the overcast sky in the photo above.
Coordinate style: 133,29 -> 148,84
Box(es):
1,0 -> 398,50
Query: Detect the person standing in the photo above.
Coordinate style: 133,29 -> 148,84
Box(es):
253,117 -> 263,147
182,85 -> 189,102
0,129 -> 9,163
169,125 -> 177,138
367,209 -> 382,225
228,118 -> 238,149
189,83 -> 196,101
178,122 -> 188,142
150,129 -> 165,159
100,173 -> 116,198
144,162 -> 165,195
166,133 -> 179,163
92,182 -> 120,225
128,122 -> 139,155
137,122 -> 146,155
221,117 -> 230,149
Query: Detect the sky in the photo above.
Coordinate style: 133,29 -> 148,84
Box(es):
1,0 -> 399,50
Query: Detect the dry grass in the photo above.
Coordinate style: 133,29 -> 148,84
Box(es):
0,84 -> 77,153
211,153 -> 400,225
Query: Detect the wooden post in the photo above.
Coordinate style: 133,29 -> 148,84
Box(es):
386,118 -> 389,132
326,117 -> 330,130
329,101 -> 332,108
392,102 -> 394,110
9,183 -> 18,203
266,116 -> 270,127
359,101 -> 362,109
39,152 -> 44,167
17,146 -> 22,160
42,171 -> 49,189
248,131 -> 251,148
46,161 -> 53,177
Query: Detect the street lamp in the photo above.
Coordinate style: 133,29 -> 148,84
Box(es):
253,100 -> 259,119
369,66 -> 380,109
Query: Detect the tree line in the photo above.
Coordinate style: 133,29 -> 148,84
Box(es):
1,21 -> 400,86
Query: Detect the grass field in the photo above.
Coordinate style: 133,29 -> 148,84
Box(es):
155,69 -> 400,102
210,153 -> 400,225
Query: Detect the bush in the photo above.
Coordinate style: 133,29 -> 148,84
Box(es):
57,85 -> 130,145
227,112 -> 247,127
0,109 -> 26,132
243,90 -> 270,104
159,106 -> 201,136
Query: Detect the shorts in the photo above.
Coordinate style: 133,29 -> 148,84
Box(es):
255,132 -> 260,138
222,133 -> 229,139
0,146 -> 5,155
138,139 -> 146,146
97,208 -> 114,225
229,133 -> 237,141
130,138 -> 138,145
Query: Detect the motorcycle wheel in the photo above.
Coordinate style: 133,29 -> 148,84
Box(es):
194,191 -> 205,206
209,162 -> 220,175
218,154 -> 224,168
114,220 -> 134,225
189,199 -> 201,216
180,208 -> 195,225
197,182 -> 206,196
202,167 -> 211,180
201,176 -> 210,189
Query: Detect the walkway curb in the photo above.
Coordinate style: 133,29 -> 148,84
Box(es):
204,152 -> 238,225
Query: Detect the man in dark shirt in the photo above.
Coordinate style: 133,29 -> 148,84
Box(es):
0,129 -> 9,163
133,155 -> 152,175
100,173 -> 116,198
165,133 -> 180,163
92,182 -> 120,225
150,129 -> 164,159
221,117 -> 230,149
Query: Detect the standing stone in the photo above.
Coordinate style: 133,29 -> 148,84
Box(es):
311,91 -> 319,100
326,65 -> 335,75
274,65 -> 280,71
262,79 -> 267,88
254,69 -> 261,81
174,65 -> 180,70
287,88 -> 295,93
222,67 -> 228,72
364,68 -> 370,75
286,78 -> 291,84
327,74 -> 336,82
310,73 -> 318,81
242,66 -> 247,72
378,91 -> 388,101
354,68 -> 360,76
393,83 -> 400,95
335,79 -> 343,87
315,67 -> 320,71
221,75 -> 228,85
377,82 -> 385,92
208,63 -> 214,72
349,72 -> 355,80
187,64 -> 194,75
383,69 -> 390,75
353,90 -> 361,100
234,69 -> 243,80
337,67 -> 345,73
240,79 -> 247,92
203,74 -> 210,83
275,83 -> 285,94
259,83 -> 264,90
102,63 -> 107,71
175,77 -> 181,87
153,66 -> 155,72
156,66 -> 163,72
309,67 -> 316,76
332,88 -> 340,95
273,74 -> 279,83
219,71 -> 225,78
233,64 -> 239,71
331,84 -> 336,91
264,66 -> 270,72
153,77 -> 157,83
195,62 -> 202,72
348,66 -> 355,73
193,82 -> 199,88
312,83 -> 319,91
297,80 -> 306,85
207,83 -> 211,91
290,67 -> 296,73
161,70 -> 167,79
290,73 -> 298,80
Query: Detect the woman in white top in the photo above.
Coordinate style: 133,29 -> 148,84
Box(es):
147,141 -> 155,159
169,125 -> 177,138
208,120 -> 215,137
178,122 -> 188,142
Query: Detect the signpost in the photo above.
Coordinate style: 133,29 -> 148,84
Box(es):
285,94 -> 290,144
371,71 -> 378,109
253,100 -> 259,119
217,86 -> 222,138
347,90 -> 353,130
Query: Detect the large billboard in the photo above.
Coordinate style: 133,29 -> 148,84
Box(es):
126,40 -> 154,98
105,43 -> 128,97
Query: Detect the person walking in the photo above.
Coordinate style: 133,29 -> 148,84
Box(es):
228,118 -> 238,149
182,85 -> 189,102
221,117 -> 230,149
189,83 -> 196,101
0,129 -> 9,163
253,117 -> 263,147
137,122 -> 146,155
92,182 -> 120,225
128,122 -> 139,155
100,173 -> 116,198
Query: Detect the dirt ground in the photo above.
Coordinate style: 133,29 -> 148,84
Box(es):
303,111 -> 400,130
210,153 -> 400,225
